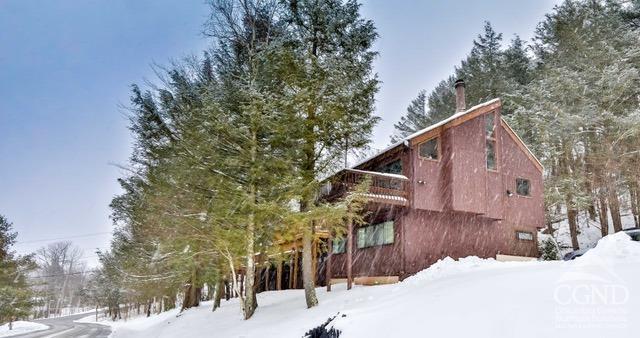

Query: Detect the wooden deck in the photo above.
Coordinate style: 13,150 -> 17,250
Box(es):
319,168 -> 409,206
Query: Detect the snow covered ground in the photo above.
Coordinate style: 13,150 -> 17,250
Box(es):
0,321 -> 48,337
89,232 -> 639,338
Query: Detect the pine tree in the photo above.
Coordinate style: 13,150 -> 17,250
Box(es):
391,22 -> 532,140
282,0 -> 379,308
539,236 -> 560,261
0,215 -> 36,328
508,0 -> 640,246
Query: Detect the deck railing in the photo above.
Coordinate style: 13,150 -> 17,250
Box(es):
319,169 -> 409,206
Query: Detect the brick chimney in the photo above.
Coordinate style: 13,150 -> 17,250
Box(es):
454,79 -> 466,112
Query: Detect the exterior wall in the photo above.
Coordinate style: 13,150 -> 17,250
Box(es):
328,207 -> 539,279
401,209 -> 538,277
448,114 -> 489,214
330,206 -> 405,278
411,130 -> 449,212
499,124 -> 545,228
410,107 -> 543,228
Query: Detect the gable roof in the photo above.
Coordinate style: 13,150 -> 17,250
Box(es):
352,98 -> 502,169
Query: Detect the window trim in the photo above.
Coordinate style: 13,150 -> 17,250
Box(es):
515,230 -> 534,241
417,136 -> 441,162
515,178 -> 532,198
485,111 -> 499,172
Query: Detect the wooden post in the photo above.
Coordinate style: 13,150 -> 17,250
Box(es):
347,207 -> 353,290
276,258 -> 283,291
292,247 -> 299,289
326,234 -> 333,292
311,238 -> 317,286
265,265 -> 270,291
288,251 -> 294,289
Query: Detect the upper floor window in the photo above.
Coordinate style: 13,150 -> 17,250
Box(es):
357,221 -> 394,249
486,112 -> 497,170
377,159 -> 402,175
516,178 -> 531,196
485,112 -> 496,138
419,137 -> 439,160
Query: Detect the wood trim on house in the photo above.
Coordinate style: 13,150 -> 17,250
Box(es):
354,276 -> 399,286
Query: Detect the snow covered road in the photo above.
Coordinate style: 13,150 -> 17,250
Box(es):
6,314 -> 110,338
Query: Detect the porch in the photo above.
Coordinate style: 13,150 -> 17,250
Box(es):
319,168 -> 410,207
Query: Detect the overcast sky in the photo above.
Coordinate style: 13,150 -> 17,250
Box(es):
0,0 -> 559,267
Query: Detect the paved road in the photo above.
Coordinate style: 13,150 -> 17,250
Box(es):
12,313 -> 111,338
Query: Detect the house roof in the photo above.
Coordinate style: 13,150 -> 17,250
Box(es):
352,98 -> 502,169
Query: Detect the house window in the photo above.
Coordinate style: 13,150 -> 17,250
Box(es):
332,238 -> 346,254
357,221 -> 394,249
486,112 -> 497,170
516,231 -> 534,241
377,159 -> 402,175
419,137 -> 439,160
516,178 -> 531,196
486,140 -> 496,170
486,112 -> 495,138
376,159 -> 402,190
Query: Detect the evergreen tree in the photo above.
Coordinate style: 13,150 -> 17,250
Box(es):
509,0 -> 640,246
539,236 -> 560,261
391,22 -> 533,141
282,0 -> 379,308
0,215 -> 35,329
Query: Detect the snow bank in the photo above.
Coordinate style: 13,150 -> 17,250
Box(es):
0,321 -> 48,337
581,231 -> 640,261
110,233 -> 639,338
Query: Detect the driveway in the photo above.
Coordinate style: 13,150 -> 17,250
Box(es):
12,313 -> 111,338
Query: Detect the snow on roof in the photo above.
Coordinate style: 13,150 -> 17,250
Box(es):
351,98 -> 501,169
345,168 -> 409,181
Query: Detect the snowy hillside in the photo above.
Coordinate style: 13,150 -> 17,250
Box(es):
84,232 -> 640,338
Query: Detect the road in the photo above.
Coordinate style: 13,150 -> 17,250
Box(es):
12,313 -> 111,338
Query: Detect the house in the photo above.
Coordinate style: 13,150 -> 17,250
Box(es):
321,79 -> 544,288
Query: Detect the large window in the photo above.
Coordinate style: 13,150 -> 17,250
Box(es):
332,238 -> 346,254
516,178 -> 531,196
486,112 -> 497,170
419,137 -> 439,160
357,221 -> 394,249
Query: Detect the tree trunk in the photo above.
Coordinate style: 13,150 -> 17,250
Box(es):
301,229 -> 318,308
213,278 -> 224,311
241,129 -> 258,319
181,268 -> 201,311
326,234 -> 332,292
598,190 -> 609,237
276,259 -> 282,291
608,183 -> 623,232
567,207 -> 579,250
629,182 -> 640,227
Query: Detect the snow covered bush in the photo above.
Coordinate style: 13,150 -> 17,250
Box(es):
539,236 -> 560,260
